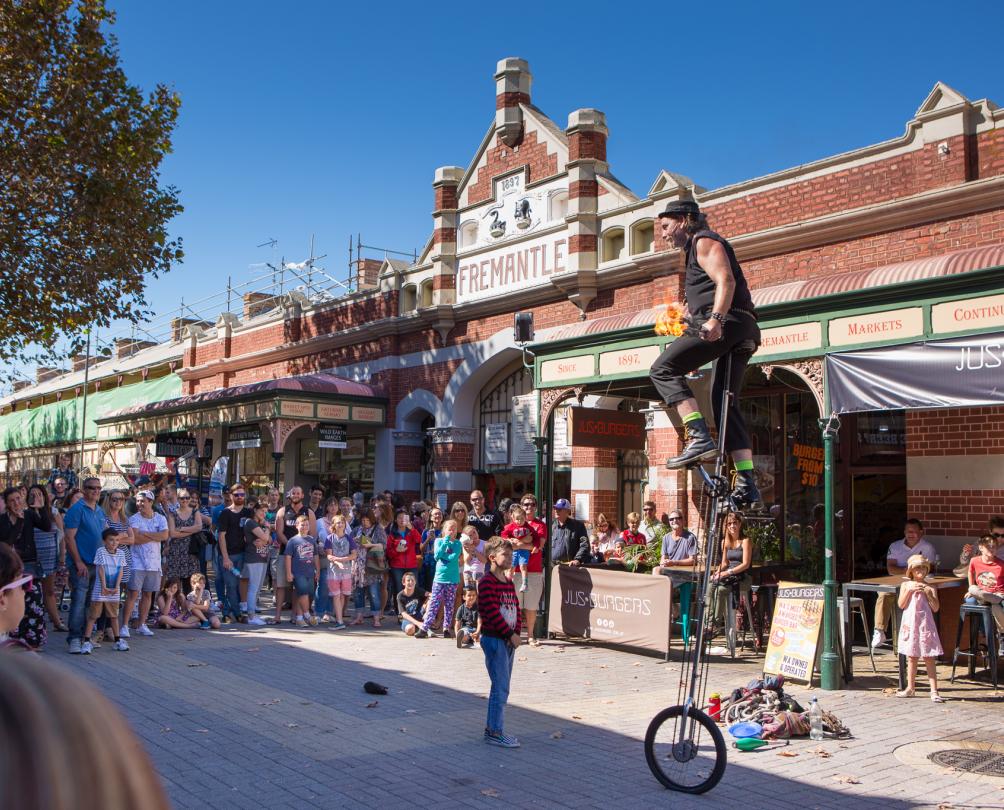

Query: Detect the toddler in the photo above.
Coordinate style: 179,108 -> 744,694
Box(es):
461,525 -> 486,587
186,573 -> 221,629
455,585 -> 481,648
82,528 -> 128,653
501,505 -> 539,593
896,554 -> 944,702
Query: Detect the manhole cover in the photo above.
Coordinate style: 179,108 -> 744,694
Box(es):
928,749 -> 1004,777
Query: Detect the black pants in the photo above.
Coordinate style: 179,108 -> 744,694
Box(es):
649,316 -> 760,453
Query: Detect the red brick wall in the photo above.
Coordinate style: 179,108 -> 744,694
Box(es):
906,407 -> 1004,456
707,137 -> 971,238
743,208 -> 1004,289
976,129 -> 1004,179
395,445 -> 421,472
568,130 -> 606,162
466,130 -> 559,206
906,489 -> 1004,537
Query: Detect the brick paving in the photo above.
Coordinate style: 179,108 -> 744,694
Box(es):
45,623 -> 1004,809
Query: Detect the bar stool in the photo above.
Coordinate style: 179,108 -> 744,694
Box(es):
838,596 -> 877,673
950,603 -> 999,688
726,583 -> 757,659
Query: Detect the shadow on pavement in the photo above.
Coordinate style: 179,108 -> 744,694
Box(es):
53,627 -> 924,810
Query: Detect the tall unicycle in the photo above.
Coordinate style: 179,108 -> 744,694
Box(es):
644,351 -> 747,793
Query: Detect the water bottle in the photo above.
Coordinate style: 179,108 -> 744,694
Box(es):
231,567 -> 241,579
809,697 -> 824,741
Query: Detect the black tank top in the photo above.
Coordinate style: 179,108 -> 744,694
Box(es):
684,230 -> 756,323
282,504 -> 310,548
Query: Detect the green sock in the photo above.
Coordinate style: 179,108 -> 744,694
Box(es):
682,411 -> 703,424
735,459 -> 754,472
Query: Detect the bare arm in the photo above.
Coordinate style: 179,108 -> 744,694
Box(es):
887,558 -> 906,576
897,582 -> 916,610
696,239 -> 736,341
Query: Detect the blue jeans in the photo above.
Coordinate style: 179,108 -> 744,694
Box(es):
212,546 -> 226,602
481,635 -> 515,733
315,574 -> 331,616
67,563 -> 96,644
354,581 -> 381,615
221,553 -> 245,618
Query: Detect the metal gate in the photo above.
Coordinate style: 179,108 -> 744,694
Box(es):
618,448 -> 648,523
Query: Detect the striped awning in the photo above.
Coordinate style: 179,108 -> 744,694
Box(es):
534,244 -> 1004,345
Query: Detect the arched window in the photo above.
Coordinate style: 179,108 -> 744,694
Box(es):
419,279 -> 434,309
548,190 -> 568,222
400,284 -> 417,314
476,363 -> 533,471
601,227 -> 625,263
630,219 -> 655,255
459,220 -> 479,249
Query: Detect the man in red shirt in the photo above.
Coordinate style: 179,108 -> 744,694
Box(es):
967,534 -> 1004,656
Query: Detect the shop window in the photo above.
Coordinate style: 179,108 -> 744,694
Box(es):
851,412 -> 906,465
419,279 -> 434,309
459,220 -> 479,249
400,284 -> 417,314
601,227 -> 625,262
630,219 -> 655,255
549,190 -> 568,222
299,435 -> 374,500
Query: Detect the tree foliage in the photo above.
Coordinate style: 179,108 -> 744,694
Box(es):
0,0 -> 182,366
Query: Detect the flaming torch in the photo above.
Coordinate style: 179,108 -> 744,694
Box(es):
654,301 -> 687,337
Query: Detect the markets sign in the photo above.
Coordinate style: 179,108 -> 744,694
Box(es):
763,582 -> 824,684
826,330 -> 1004,413
567,407 -> 646,451
318,423 -> 347,450
226,426 -> 261,450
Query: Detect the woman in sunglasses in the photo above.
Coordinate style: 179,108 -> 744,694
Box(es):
0,531 -> 34,650
0,487 -> 48,649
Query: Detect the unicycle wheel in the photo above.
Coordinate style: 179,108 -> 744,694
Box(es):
645,705 -> 726,793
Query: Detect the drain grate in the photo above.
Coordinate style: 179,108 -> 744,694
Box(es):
928,749 -> 1004,777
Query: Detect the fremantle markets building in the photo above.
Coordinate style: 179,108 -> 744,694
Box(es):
1,58 -> 1003,586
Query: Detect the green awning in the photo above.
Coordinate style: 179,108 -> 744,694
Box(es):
0,374 -> 181,451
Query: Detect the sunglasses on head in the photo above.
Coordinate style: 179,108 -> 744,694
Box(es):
992,531 -> 1004,539
1,574 -> 33,594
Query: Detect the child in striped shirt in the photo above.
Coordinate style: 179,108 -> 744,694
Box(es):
478,535 -> 522,748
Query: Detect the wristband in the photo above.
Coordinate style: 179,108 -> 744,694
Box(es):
709,312 -> 726,323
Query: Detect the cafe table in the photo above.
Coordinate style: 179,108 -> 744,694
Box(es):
842,573 -> 966,688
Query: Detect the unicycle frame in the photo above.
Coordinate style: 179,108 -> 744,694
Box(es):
673,351 -> 735,753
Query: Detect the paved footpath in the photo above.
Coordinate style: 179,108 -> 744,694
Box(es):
46,624 -> 1004,809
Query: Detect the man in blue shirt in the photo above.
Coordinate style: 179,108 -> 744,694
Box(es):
652,509 -> 698,578
64,476 -> 106,653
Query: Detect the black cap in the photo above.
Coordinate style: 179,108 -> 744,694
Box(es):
658,199 -> 700,219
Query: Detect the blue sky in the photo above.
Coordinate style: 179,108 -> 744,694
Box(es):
105,0 -> 1002,333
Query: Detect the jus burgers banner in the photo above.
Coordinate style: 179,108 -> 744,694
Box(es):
763,582 -> 824,684
547,565 -> 672,656
826,331 -> 1004,413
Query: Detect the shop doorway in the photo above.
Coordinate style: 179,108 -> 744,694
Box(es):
618,448 -> 648,524
849,473 -> 906,578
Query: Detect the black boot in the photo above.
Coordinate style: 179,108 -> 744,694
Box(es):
731,469 -> 763,510
665,418 -> 717,469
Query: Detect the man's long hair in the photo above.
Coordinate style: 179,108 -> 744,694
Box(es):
682,211 -> 710,235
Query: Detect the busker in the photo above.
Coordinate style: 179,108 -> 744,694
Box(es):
649,200 -> 763,509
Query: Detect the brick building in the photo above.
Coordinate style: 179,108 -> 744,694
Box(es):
4,59 -> 1003,581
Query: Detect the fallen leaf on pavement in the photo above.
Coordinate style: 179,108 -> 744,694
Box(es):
598,664 -> 609,669
365,701 -> 379,708
539,670 -> 547,674
813,748 -> 832,758
245,647 -> 260,653
285,723 -> 299,728
480,788 -> 501,798
186,663 -> 207,668
195,728 -> 209,734
833,774 -> 860,784
632,662 -> 642,667
405,709 -> 418,715
777,751 -> 799,757
571,714 -> 582,720
602,700 -> 614,704
160,727 -> 172,733
399,727 -> 407,733
550,731 -> 564,739
518,657 -> 528,662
